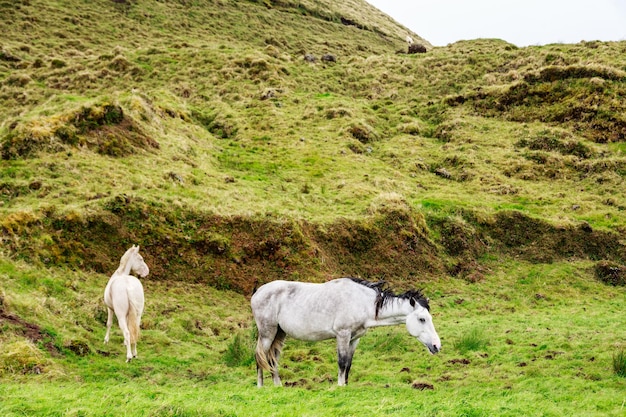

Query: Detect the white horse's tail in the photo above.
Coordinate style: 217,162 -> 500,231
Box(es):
127,295 -> 141,345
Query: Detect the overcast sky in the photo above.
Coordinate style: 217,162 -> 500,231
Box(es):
365,0 -> 626,47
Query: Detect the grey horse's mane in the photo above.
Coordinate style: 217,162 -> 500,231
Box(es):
349,278 -> 430,318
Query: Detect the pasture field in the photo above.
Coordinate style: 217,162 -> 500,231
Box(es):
1,257 -> 624,416
2,1 -> 626,416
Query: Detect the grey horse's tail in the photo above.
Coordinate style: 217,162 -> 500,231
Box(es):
255,327 -> 286,373
255,339 -> 271,372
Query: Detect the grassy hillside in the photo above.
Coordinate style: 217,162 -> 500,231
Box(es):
1,0 -> 625,415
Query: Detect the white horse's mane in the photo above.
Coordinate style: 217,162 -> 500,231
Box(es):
117,246 -> 137,270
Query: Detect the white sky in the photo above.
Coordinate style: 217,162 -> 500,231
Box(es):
365,0 -> 626,47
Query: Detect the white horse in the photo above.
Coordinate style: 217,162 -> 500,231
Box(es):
103,245 -> 149,362
251,278 -> 441,387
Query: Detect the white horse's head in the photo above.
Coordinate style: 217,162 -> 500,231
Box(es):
405,302 -> 441,354
120,245 -> 149,278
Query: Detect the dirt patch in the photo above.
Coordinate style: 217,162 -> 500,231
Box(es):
0,308 -> 61,356
412,381 -> 434,390
1,198 -> 445,294
594,260 -> 626,286
436,217 -> 484,258
284,378 -> 312,389
2,200 -> 625,294
447,358 -> 471,365
480,210 -> 626,263
447,258 -> 488,283
64,339 -> 91,356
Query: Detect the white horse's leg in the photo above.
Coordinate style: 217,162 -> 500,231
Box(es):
336,330 -> 353,386
128,306 -> 141,358
133,314 -> 142,358
116,314 -> 133,362
129,282 -> 144,360
104,307 -> 114,343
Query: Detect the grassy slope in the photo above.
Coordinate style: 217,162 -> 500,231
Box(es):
2,2 -> 624,225
1,0 -> 626,415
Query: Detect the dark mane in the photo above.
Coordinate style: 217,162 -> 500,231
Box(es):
349,277 -> 386,291
349,278 -> 430,318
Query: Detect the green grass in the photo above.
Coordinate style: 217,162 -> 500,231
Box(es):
453,328 -> 489,354
1,258 -> 626,416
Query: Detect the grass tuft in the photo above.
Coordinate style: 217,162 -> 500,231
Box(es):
613,348 -> 626,377
453,328 -> 489,354
223,329 -> 256,367
0,340 -> 50,376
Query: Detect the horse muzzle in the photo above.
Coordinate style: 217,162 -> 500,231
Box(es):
427,343 -> 441,354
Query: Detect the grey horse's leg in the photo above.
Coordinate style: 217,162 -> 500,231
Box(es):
256,324 -> 286,387
270,327 -> 286,386
256,331 -> 274,387
344,338 -> 360,385
256,358 -> 264,387
336,330 -> 354,386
